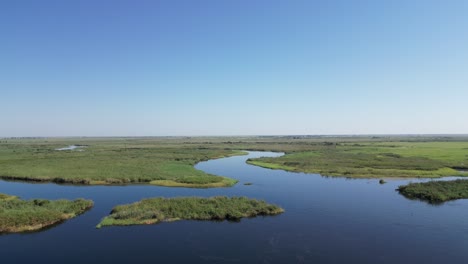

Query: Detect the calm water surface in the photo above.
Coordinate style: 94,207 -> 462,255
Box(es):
55,145 -> 85,151
1,151 -> 468,264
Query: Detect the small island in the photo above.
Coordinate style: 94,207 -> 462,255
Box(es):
0,193 -> 93,233
97,196 -> 284,228
397,179 -> 468,203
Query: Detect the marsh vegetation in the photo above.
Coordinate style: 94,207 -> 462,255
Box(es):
398,179 -> 468,203
246,140 -> 468,178
97,196 -> 284,228
2,137 -> 467,189
0,194 -> 93,233
0,138 -> 246,187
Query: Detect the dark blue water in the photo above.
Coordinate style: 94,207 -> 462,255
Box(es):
1,151 -> 468,264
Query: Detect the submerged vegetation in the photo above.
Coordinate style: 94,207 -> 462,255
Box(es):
0,194 -> 93,233
97,196 -> 284,228
397,180 -> 468,203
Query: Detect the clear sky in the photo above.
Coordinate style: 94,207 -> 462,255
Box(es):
1,0 -> 467,137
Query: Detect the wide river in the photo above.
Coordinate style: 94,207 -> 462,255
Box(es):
1,151 -> 468,263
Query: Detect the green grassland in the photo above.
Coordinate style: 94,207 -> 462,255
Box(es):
0,138 -> 246,187
0,194 -> 93,233
398,180 -> 468,203
246,140 -> 468,178
0,136 -> 467,188
97,196 -> 284,228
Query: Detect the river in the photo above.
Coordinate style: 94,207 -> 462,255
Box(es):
1,151 -> 467,263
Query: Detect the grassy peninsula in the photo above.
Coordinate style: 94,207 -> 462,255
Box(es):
0,194 -> 93,233
246,140 -> 468,178
97,196 -> 284,228
0,193 -> 17,201
0,138 -> 246,188
397,180 -> 468,203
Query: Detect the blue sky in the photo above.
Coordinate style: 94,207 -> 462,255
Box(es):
1,0 -> 467,136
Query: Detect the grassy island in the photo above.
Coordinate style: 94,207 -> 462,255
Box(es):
397,180 -> 468,203
0,138 -> 246,188
97,196 -> 284,228
0,194 -> 93,233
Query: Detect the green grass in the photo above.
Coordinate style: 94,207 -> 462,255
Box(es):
97,196 -> 284,228
149,177 -> 238,188
1,136 -> 468,187
0,193 -> 17,201
397,180 -> 468,203
247,141 -> 468,178
0,194 -> 93,233
0,138 -> 246,187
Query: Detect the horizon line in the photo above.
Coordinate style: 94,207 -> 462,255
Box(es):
2,134 -> 468,139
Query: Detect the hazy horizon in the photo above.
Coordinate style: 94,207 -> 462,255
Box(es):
2,134 -> 468,139
2,1 -> 468,137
